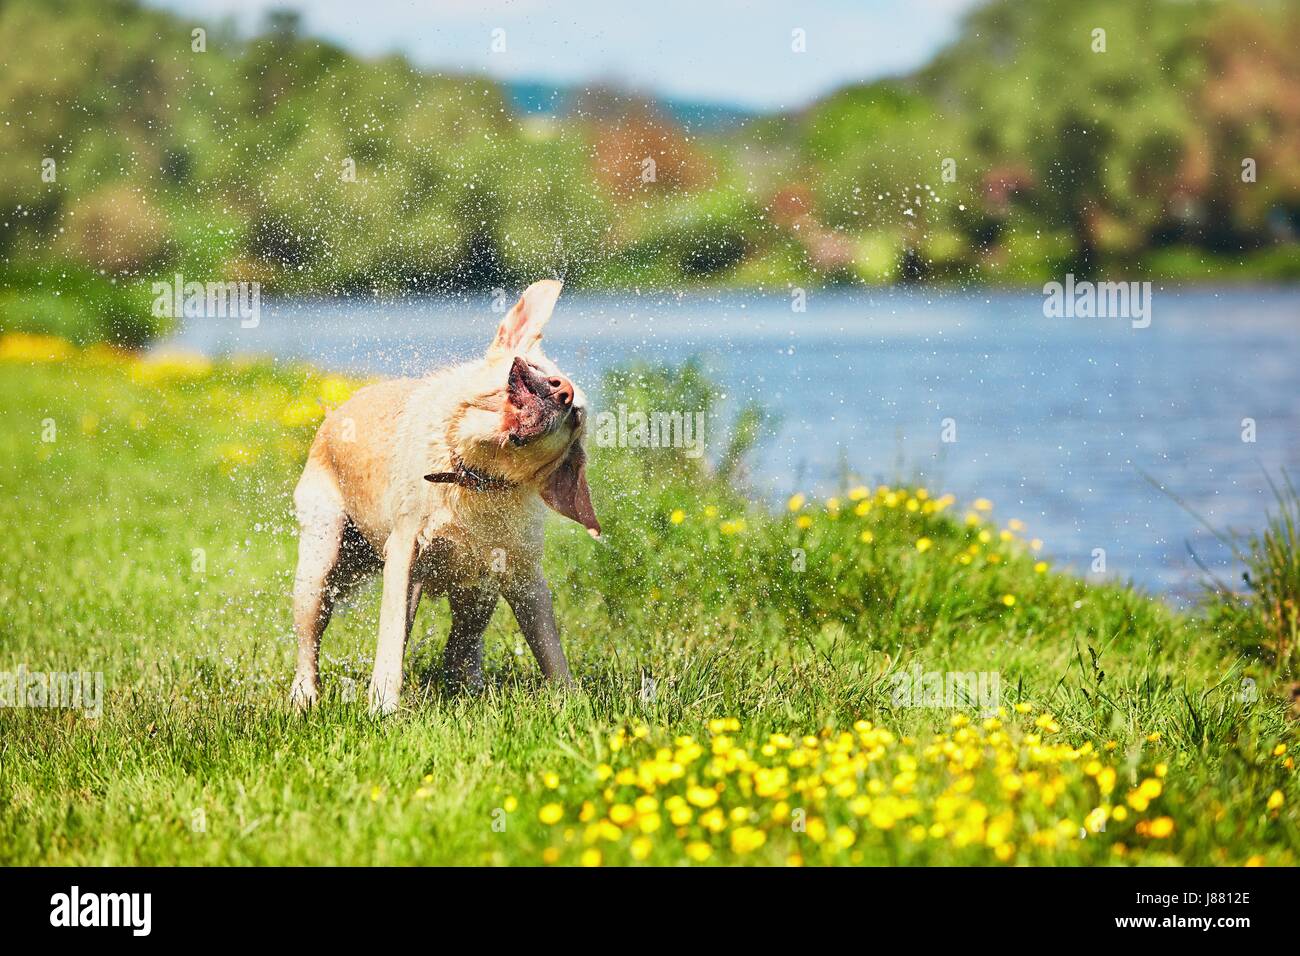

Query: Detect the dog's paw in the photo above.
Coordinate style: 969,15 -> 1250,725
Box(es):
289,676 -> 319,711
367,680 -> 400,717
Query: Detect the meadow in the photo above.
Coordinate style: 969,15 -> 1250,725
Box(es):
0,332 -> 1295,866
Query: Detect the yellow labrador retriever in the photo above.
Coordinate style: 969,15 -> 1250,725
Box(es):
288,280 -> 599,715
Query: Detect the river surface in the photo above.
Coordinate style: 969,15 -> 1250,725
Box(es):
164,286 -> 1300,599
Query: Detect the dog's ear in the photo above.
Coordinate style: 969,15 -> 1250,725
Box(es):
540,441 -> 600,538
488,279 -> 563,358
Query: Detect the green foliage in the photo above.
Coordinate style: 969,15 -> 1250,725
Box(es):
0,0 -> 1297,347
0,264 -> 165,347
1204,474 -> 1300,667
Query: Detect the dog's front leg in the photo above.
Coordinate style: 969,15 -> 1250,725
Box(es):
502,571 -> 573,686
369,532 -> 418,715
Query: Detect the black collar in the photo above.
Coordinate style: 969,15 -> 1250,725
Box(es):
424,458 -> 515,492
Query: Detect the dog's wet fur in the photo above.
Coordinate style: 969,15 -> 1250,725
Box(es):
288,280 -> 600,714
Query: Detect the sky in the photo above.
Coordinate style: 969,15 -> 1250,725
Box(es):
145,0 -> 985,111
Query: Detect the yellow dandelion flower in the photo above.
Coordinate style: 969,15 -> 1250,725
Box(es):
277,394 -> 322,427
538,803 -> 564,825
787,493 -> 806,512
796,515 -> 812,529
973,498 -> 993,512
859,530 -> 874,544
0,332 -> 75,363
580,848 -> 602,867
687,785 -> 719,808
317,375 -> 357,406
1001,594 -> 1016,607
634,795 -> 659,814
685,841 -> 713,862
669,508 -> 685,525
1095,767 -> 1117,796
730,826 -> 767,854
698,808 -> 726,833
915,537 -> 933,553
1267,790 -> 1285,811
1147,816 -> 1175,838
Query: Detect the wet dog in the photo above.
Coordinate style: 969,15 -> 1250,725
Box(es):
288,280 -> 599,714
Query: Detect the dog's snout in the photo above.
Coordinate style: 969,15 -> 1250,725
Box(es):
548,375 -> 574,407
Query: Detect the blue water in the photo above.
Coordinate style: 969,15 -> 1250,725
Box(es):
166,287 -> 1300,599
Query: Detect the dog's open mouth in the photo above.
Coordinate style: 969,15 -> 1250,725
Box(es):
505,356 -> 574,445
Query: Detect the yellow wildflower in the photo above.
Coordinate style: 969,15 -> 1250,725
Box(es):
1147,816 -> 1175,838
685,842 -> 713,862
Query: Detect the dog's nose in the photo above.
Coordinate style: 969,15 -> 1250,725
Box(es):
547,374 -> 574,407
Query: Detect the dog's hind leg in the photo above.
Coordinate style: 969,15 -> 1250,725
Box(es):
406,578 -> 424,640
502,570 -> 573,686
443,583 -> 498,694
290,467 -> 346,710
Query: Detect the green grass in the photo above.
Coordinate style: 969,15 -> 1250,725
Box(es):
0,345 -> 1296,866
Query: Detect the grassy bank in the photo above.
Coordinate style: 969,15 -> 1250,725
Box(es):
0,335 -> 1295,865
